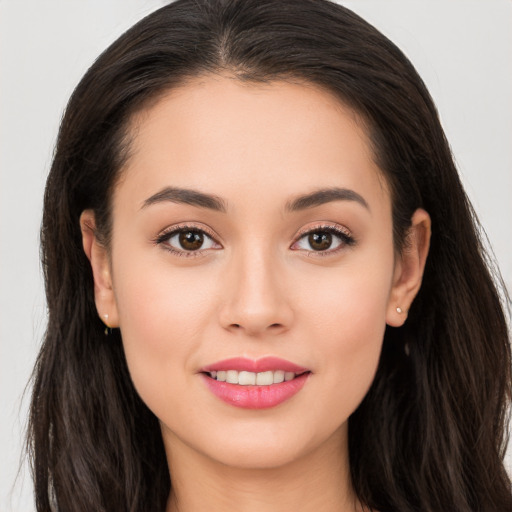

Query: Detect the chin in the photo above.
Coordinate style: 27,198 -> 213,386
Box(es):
204,440 -> 315,470
162,413 -> 349,472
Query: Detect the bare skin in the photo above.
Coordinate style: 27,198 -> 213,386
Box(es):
165,422 -> 356,512
81,75 -> 430,512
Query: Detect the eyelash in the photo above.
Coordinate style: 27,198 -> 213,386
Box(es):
153,223 -> 220,258
154,223 -> 355,258
292,224 -> 356,257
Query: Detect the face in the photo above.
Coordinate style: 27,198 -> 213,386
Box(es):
83,75 -> 426,472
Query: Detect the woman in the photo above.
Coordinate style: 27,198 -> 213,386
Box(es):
28,0 -> 512,511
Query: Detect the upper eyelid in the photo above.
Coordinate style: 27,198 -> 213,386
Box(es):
154,224 -> 222,259
291,223 -> 356,253
293,222 -> 353,239
157,222 -> 220,242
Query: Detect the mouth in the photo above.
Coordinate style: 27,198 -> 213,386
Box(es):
205,369 -> 309,386
200,357 -> 311,409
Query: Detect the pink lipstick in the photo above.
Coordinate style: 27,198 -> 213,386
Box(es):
200,357 -> 311,409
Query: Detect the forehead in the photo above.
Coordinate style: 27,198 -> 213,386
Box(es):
116,75 -> 389,215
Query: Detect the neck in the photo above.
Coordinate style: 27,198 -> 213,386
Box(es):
164,426 -> 361,512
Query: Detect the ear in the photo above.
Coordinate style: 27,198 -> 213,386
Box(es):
386,208 -> 431,327
80,210 -> 119,328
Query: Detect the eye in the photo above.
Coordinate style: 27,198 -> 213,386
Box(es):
291,225 -> 355,254
155,225 -> 221,257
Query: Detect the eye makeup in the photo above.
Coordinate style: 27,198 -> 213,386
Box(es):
291,223 -> 356,257
153,220 -> 356,259
153,222 -> 222,258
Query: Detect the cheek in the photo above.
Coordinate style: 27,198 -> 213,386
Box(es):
299,259 -> 392,413
114,247 -> 220,336
111,255 -> 219,410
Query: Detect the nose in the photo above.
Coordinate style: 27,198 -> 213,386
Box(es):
218,245 -> 294,337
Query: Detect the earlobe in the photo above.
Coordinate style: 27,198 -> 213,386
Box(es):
80,210 -> 119,328
386,208 -> 431,327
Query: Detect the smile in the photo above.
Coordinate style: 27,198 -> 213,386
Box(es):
208,370 -> 299,385
201,357 -> 311,409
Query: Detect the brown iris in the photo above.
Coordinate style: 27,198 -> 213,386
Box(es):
179,230 -> 204,250
308,231 -> 332,251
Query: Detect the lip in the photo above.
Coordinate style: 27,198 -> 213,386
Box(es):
201,356 -> 308,374
200,357 -> 311,409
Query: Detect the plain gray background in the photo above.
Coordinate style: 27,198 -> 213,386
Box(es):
1,1 -> 511,510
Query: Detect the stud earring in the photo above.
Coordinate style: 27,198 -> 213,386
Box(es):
396,307 -> 403,314
102,314 -> 111,336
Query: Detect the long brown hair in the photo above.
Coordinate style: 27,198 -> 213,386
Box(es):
29,1 -> 512,510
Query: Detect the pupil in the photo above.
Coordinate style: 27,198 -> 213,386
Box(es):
179,230 -> 203,250
309,232 -> 332,251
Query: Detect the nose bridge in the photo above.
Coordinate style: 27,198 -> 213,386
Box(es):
220,238 -> 292,335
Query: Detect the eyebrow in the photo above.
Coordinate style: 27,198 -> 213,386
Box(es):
285,187 -> 369,212
141,185 -> 369,214
141,186 -> 227,212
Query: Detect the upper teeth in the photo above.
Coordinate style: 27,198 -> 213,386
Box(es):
210,370 -> 297,385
